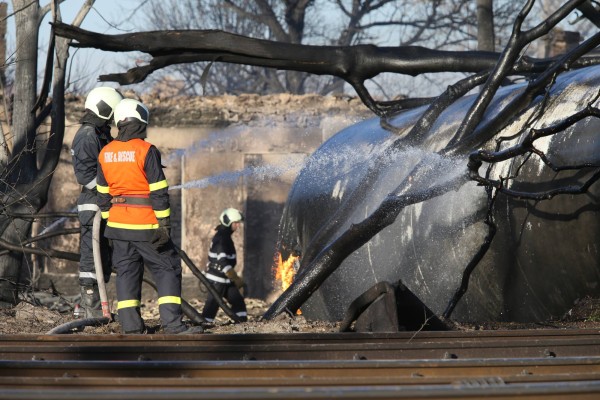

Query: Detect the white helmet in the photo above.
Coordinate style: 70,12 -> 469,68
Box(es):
84,87 -> 123,120
113,98 -> 150,127
220,208 -> 244,227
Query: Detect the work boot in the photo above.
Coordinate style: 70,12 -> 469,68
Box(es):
122,325 -> 147,334
180,325 -> 204,334
164,324 -> 204,335
80,284 -> 103,318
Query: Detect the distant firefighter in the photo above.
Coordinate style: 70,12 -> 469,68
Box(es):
202,208 -> 248,323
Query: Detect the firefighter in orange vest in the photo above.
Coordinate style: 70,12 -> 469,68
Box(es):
96,98 -> 201,334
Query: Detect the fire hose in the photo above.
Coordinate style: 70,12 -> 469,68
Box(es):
175,246 -> 242,323
92,210 -> 111,318
46,211 -> 112,334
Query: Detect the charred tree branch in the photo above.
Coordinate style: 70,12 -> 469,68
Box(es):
0,237 -> 79,261
52,21 -> 600,117
454,21 -> 600,155
468,101 -> 600,173
447,0 -> 586,150
443,184 -> 498,319
577,1 -> 600,27
21,227 -> 79,245
3,211 -> 77,219
467,97 -> 600,201
443,219 -> 497,318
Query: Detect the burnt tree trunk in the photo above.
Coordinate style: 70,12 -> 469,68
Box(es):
477,0 -> 495,51
0,0 -> 88,305
0,0 -> 41,306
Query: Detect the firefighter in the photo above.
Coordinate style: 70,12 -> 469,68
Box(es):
70,86 -> 123,318
97,98 -> 201,334
201,208 -> 248,323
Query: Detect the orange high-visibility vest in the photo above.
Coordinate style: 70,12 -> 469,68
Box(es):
98,138 -> 158,230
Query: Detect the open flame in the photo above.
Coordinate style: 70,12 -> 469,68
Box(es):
274,252 -> 302,315
275,252 -> 299,291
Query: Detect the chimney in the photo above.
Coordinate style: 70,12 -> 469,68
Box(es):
545,29 -> 581,58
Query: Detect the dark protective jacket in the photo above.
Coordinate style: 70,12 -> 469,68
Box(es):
71,113 -> 112,192
205,225 -> 237,284
96,122 -> 170,241
71,112 -> 113,285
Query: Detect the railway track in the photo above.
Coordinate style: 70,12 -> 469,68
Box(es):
0,328 -> 599,399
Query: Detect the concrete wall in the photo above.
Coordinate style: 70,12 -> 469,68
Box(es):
35,108 -> 366,301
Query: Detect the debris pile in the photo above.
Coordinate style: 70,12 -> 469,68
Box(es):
65,92 -> 372,128
1,291 -> 600,335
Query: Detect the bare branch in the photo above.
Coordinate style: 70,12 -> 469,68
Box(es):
53,22 -> 600,116
0,236 -> 79,261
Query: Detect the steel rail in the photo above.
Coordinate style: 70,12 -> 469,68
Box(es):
0,329 -> 599,361
0,358 -> 599,399
1,381 -> 599,400
0,356 -> 599,379
1,371 -> 599,387
1,329 -> 600,399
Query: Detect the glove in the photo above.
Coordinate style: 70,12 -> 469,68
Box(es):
151,217 -> 171,250
225,269 -> 245,291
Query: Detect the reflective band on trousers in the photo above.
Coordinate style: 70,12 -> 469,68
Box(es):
77,203 -> 100,212
79,271 -> 97,279
117,299 -> 141,309
158,296 -> 181,305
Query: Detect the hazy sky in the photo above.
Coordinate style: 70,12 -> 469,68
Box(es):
7,1 -> 146,93
53,1 -> 145,91
6,1 -> 592,98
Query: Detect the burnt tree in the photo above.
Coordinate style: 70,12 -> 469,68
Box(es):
0,0 -> 93,306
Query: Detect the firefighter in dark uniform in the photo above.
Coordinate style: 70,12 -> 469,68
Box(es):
70,87 -> 123,318
97,98 -> 201,334
202,208 -> 248,323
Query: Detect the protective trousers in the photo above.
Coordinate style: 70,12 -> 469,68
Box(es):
201,281 -> 247,323
111,239 -> 184,333
77,189 -> 112,318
